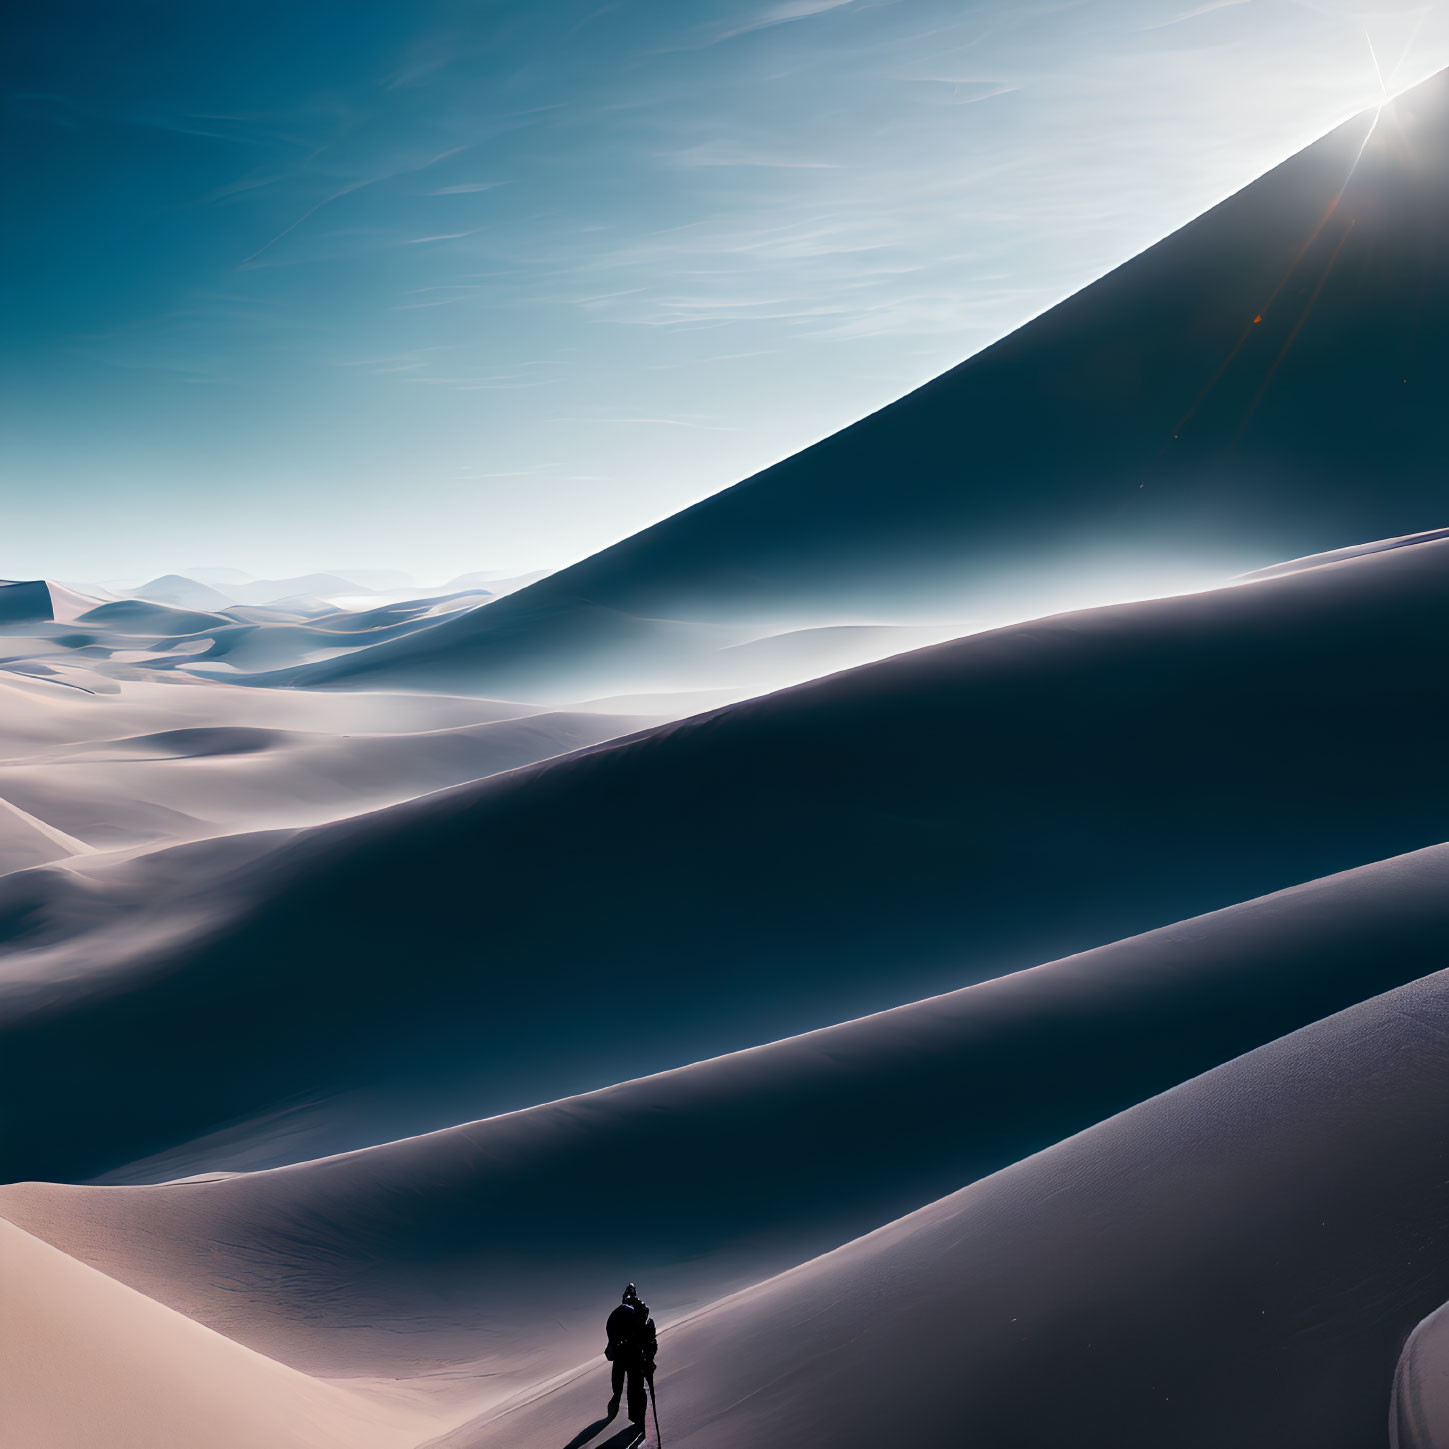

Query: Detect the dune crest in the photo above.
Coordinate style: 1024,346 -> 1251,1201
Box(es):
435,963 -> 1449,1448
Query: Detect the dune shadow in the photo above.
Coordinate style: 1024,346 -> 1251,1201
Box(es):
559,1415 -> 620,1449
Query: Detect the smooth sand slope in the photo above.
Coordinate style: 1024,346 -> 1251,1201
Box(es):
0,580 -> 56,625
3,532 -> 1449,1183
431,962 -> 1449,1449
0,595 -> 658,855
1,841 -> 1444,1431
0,707 -> 657,849
0,1216 -> 430,1449
283,68 -> 1449,700
1394,1302 -> 1449,1449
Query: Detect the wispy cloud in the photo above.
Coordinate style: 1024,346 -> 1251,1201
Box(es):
428,180 -> 506,194
1139,0 -> 1252,32
398,226 -> 490,245
235,144 -> 472,266
664,142 -> 842,169
724,0 -> 858,40
670,0 -> 859,49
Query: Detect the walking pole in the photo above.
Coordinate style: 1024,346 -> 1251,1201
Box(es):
648,1372 -> 662,1448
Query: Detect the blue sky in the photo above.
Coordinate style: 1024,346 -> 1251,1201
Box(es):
5,0 -> 1446,584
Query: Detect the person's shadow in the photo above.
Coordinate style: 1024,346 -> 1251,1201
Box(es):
559,1417 -> 646,1449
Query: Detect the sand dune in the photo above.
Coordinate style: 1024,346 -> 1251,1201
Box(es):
1238,525 -> 1449,582
429,959 -> 1449,1449
1393,1301 -> 1449,1448
0,644 -> 654,858
6,38 -> 1444,1449
0,667 -> 539,758
0,1216 -> 432,1449
77,595 -> 237,636
1,840 -> 1442,1427
282,69 -> 1449,700
0,795 -> 89,873
133,573 -> 237,613
0,708 -> 658,850
4,530 -> 1448,1184
0,582 -> 506,686
0,591 -> 659,861
0,579 -> 56,625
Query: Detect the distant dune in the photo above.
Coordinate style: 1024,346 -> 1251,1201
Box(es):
0,584 -> 528,684
80,595 -> 236,635
0,580 -> 55,625
133,573 -> 237,612
285,70 -> 1449,699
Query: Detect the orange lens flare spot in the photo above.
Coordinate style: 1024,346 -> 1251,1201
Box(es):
1252,314 -> 1262,323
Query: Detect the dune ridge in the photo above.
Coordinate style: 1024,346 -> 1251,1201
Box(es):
433,960 -> 1449,1448
5,530 -> 1449,1184
3,838 -> 1446,1420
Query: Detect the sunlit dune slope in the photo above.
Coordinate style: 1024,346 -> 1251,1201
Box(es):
441,964 -> 1449,1449
0,1217 -> 430,1449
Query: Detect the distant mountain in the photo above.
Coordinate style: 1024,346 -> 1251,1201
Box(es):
180,566 -> 254,588
293,68 -> 1449,699
228,574 -> 369,606
181,567 -> 416,594
442,568 -> 547,595
133,574 -> 235,612
131,572 -> 414,610
322,569 -> 415,592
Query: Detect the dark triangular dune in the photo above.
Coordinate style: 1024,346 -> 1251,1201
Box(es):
289,70 -> 1449,698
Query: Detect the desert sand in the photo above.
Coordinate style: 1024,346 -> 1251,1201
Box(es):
4,68 -> 1449,1449
0,1216 -> 434,1449
6,528 -> 1449,1185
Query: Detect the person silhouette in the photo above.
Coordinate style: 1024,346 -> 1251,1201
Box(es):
604,1282 -> 657,1427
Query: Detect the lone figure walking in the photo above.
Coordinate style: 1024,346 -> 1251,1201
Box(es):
604,1282 -> 657,1428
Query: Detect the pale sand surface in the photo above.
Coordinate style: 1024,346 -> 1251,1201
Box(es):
3,841 -> 1448,1442
0,1217 -> 437,1449
433,964 -> 1449,1448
